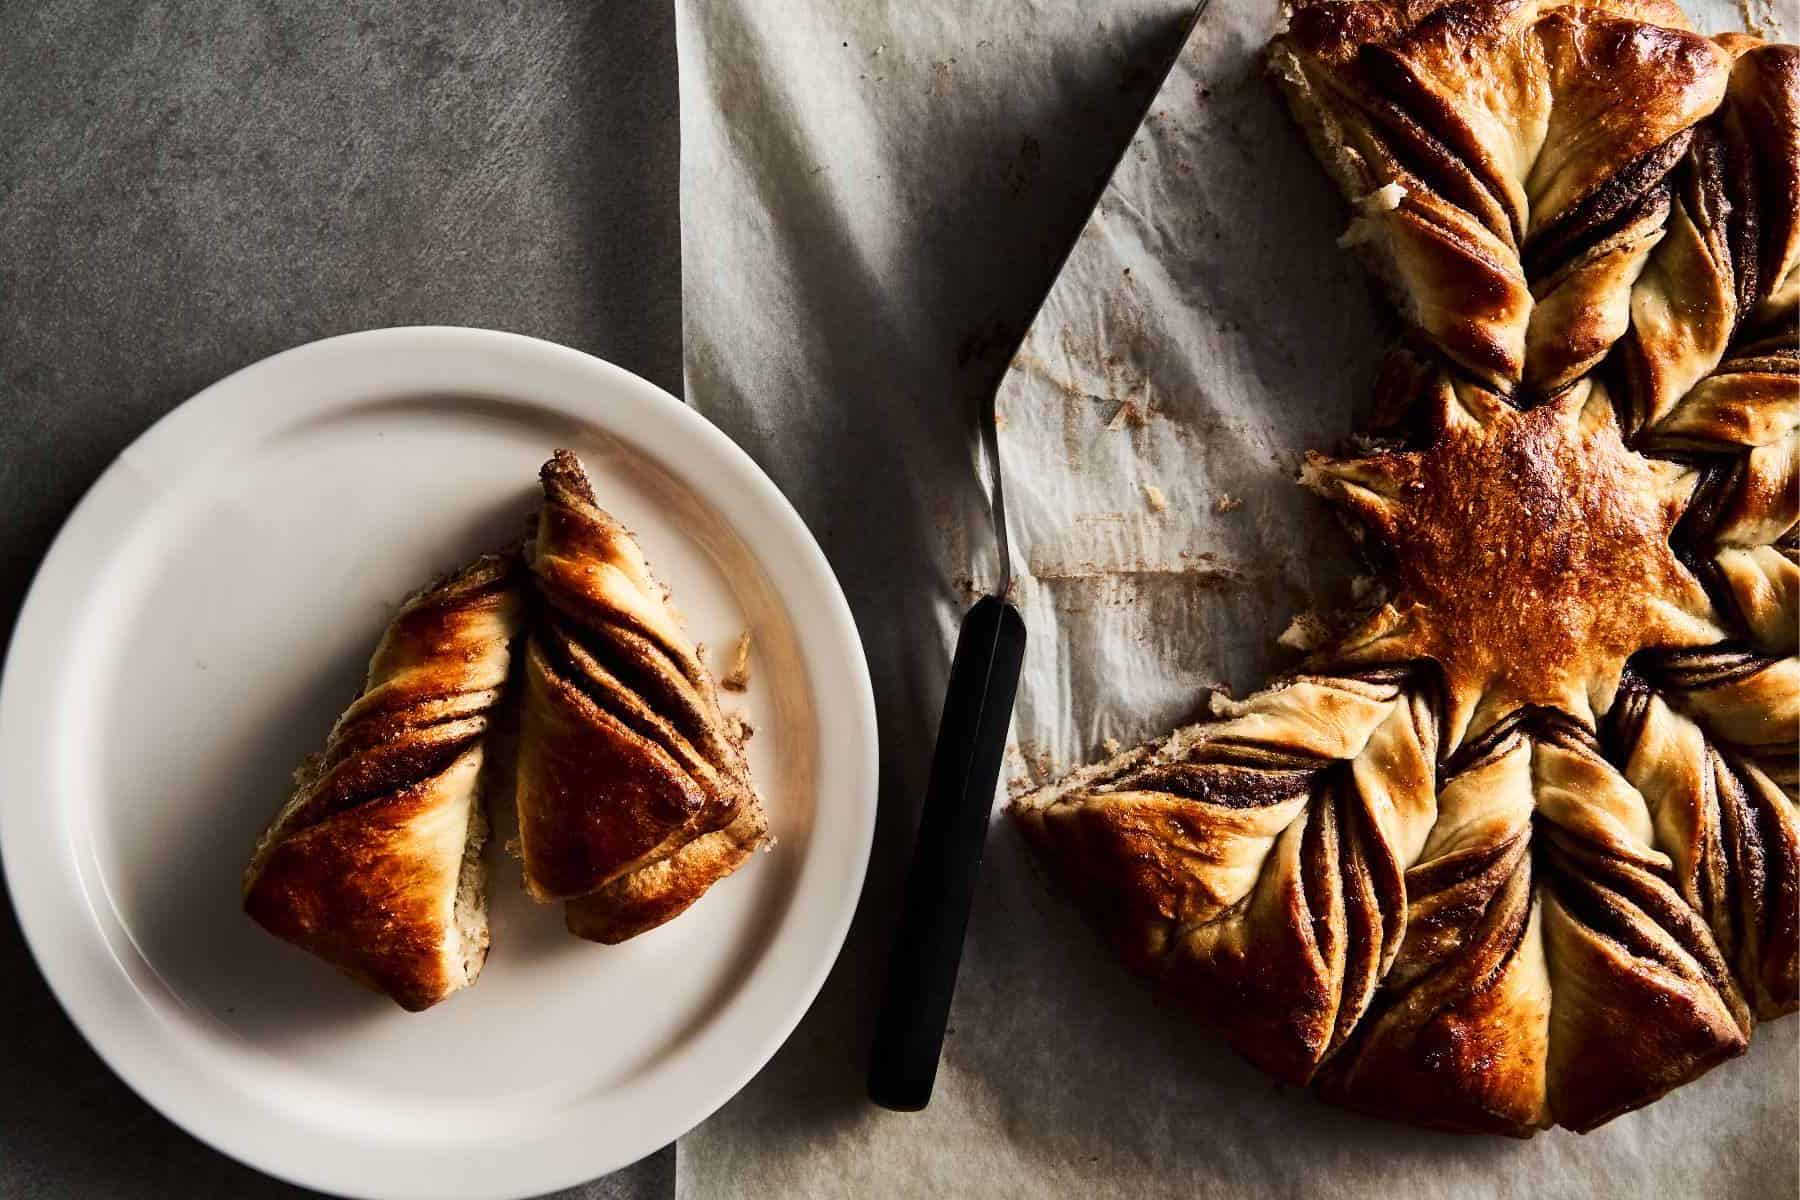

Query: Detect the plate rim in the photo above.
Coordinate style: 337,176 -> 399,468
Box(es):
0,326 -> 879,1198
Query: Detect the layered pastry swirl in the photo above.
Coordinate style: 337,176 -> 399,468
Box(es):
518,451 -> 768,944
1014,0 -> 1797,1134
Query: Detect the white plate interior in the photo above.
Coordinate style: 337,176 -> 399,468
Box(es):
3,330 -> 874,1199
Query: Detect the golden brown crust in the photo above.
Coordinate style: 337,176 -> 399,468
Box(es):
1013,674 -> 1440,1087
1725,40 -> 1800,325
515,451 -> 766,936
1607,674 -> 1798,1018
246,751 -> 485,1012
1320,821 -> 1551,1136
1538,824 -> 1750,1129
1621,37 -> 1800,450
1283,0 -> 1698,63
243,553 -> 522,1012
1643,648 -> 1800,796
564,792 -> 768,944
516,635 -> 712,899
1304,377 -> 1723,750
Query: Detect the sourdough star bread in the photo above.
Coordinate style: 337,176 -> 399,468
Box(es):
1013,0 -> 1797,1136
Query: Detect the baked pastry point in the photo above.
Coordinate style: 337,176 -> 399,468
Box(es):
244,554 -> 522,1012
1270,0 -> 1734,396
516,450 -> 767,943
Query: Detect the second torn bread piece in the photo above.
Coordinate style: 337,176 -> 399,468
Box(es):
516,450 -> 767,943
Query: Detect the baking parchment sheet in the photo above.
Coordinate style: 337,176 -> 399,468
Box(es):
672,2 -> 1798,1197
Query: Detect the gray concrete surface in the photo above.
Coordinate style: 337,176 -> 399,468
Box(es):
0,3 -> 680,1197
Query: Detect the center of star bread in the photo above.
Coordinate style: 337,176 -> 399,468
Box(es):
1305,383 -> 1725,748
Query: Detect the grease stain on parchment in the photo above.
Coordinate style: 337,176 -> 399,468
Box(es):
1001,134 -> 1043,196
1007,293 -> 1157,424
1023,549 -> 1313,623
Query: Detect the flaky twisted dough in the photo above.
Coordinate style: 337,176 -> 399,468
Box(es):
1013,655 -> 1795,1134
1270,0 -> 1733,396
1618,35 -> 1799,655
516,450 -> 766,943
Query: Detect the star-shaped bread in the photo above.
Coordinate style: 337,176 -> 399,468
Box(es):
1303,377 -> 1723,749
1013,5 -> 1798,1137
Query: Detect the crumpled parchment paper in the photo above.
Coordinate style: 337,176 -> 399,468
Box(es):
672,2 -> 1798,1197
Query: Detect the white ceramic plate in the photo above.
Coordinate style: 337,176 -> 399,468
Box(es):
0,328 -> 878,1199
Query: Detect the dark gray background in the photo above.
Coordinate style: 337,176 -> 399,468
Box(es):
0,3 -> 681,1196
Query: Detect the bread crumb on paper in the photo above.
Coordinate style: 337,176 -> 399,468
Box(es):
1102,736 -> 1122,756
1739,0 -> 1783,38
1277,611 -> 1331,652
1018,740 -> 1058,785
1215,493 -> 1242,513
1106,400 -> 1147,431
1143,484 -> 1168,513
720,631 -> 752,691
1004,743 -> 1038,798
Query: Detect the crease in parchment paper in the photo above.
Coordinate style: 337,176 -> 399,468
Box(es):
673,3 -> 1798,1198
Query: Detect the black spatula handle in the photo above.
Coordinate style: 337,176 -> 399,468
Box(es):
868,594 -> 1027,1112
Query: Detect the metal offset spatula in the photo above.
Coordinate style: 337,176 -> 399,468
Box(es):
867,2 -> 1211,1113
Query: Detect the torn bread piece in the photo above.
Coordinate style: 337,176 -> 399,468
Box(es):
243,553 -> 522,1012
